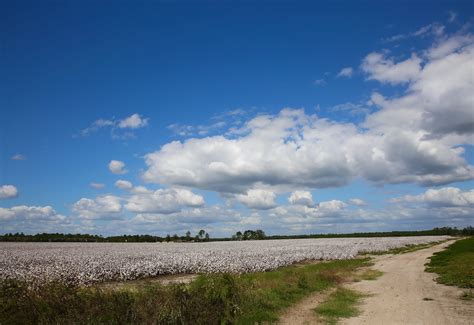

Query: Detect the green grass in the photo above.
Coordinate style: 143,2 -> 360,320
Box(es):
0,258 -> 372,324
314,288 -> 365,324
425,237 -> 474,288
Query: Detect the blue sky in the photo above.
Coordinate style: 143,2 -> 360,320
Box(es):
1,1 -> 473,236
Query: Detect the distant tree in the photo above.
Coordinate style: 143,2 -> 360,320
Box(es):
205,233 -> 210,241
243,230 -> 256,240
255,229 -> 266,240
198,229 -> 206,241
172,234 -> 179,241
185,231 -> 192,241
235,231 -> 242,240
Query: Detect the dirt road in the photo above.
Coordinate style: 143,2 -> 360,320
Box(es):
279,240 -> 473,324
342,240 -> 474,325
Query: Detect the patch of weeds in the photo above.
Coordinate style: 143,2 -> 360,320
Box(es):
460,290 -> 473,301
314,288 -> 366,324
353,269 -> 383,282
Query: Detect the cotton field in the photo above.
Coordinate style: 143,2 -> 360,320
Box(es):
0,236 -> 449,286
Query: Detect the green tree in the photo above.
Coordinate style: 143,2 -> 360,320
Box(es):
198,229 -> 206,241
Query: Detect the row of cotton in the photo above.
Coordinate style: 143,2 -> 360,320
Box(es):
0,236 -> 449,286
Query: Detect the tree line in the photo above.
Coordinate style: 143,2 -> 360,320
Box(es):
0,226 -> 472,242
0,229 -> 211,243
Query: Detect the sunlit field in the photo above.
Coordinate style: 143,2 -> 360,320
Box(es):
1,236 -> 449,286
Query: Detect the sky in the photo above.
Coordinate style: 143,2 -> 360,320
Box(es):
1,0 -> 473,237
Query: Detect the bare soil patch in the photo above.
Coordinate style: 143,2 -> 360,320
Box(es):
342,240 -> 474,325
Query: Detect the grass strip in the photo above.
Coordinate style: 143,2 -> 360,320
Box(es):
314,288 -> 365,324
371,240 -> 447,255
425,236 -> 474,289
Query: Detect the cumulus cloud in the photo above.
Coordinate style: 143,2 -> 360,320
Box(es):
125,188 -> 205,214
118,113 -> 149,129
0,185 -> 18,199
72,195 -> 122,219
132,204 -> 242,227
11,154 -> 26,160
109,160 -> 128,174
337,67 -> 353,78
391,187 -> 474,207
143,95 -> 472,192
90,182 -> 105,189
362,52 -> 422,84
269,199 -> 348,223
289,191 -> 314,207
0,205 -> 65,221
318,200 -> 347,213
143,109 -> 357,192
364,34 -> 474,137
235,189 -> 277,210
115,180 -> 133,190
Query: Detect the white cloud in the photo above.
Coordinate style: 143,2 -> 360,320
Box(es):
115,180 -> 133,190
313,79 -> 326,86
143,95 -> 472,192
11,154 -> 26,161
348,198 -> 367,206
72,195 -> 122,219
426,34 -> 473,60
384,22 -> 445,43
0,185 -> 18,199
365,34 -> 474,137
0,205 -> 65,221
235,189 -> 277,210
143,109 -> 357,192
132,204 -> 241,226
318,200 -> 347,213
289,191 -> 314,207
108,160 -> 128,174
391,187 -> 474,207
80,119 -> 115,137
362,52 -> 422,84
329,102 -> 370,116
118,113 -> 149,129
125,188 -> 205,214
337,67 -> 353,78
412,23 -> 445,38
79,113 -> 149,138
90,183 -> 105,189
168,121 -> 227,137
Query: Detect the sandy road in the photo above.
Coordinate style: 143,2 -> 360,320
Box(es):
342,240 -> 474,325
279,240 -> 473,324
